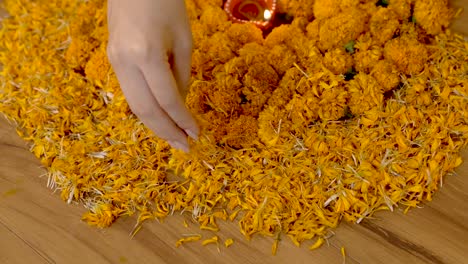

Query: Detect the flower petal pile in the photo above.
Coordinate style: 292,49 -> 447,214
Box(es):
0,0 -> 467,252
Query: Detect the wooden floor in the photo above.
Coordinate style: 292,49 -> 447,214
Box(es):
1,2 -> 468,264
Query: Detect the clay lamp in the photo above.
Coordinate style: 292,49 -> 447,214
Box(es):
224,0 -> 277,30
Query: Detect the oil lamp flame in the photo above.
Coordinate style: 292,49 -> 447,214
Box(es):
224,0 -> 277,30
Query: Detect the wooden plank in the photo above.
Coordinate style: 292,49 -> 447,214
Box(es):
0,222 -> 48,264
451,0 -> 468,36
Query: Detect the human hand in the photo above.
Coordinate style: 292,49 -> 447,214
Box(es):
107,0 -> 199,152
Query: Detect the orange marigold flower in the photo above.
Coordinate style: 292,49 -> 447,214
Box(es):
267,44 -> 297,75
370,8 -> 400,45
371,60 -> 400,92
278,0 -> 315,20
354,46 -> 382,73
257,106 -> 289,146
383,36 -> 428,75
414,0 -> 453,35
186,81 -> 214,114
193,0 -> 224,10
199,5 -> 231,36
317,7 -> 369,52
208,80 -> 242,115
222,115 -> 258,148
243,62 -> 279,92
239,42 -> 269,66
388,0 -> 411,21
323,48 -> 353,75
313,0 -> 342,20
317,83 -> 349,121
287,94 -> 320,128
186,0 -> 201,21
347,73 -> 383,115
226,23 -> 264,52
268,67 -> 302,107
306,20 -> 320,42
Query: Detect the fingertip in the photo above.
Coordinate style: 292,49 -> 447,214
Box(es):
168,140 -> 190,153
185,128 -> 199,141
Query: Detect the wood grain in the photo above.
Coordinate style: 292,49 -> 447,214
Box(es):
1,2 -> 468,264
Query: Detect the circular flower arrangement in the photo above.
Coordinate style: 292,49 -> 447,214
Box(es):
0,0 -> 467,253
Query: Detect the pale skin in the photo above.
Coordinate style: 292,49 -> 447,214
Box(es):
107,0 -> 198,152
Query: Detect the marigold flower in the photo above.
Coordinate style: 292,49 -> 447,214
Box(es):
323,48 -> 353,75
317,7 -> 369,52
267,44 -> 297,75
370,8 -> 400,45
226,23 -> 264,52
199,5 -> 231,36
313,0 -> 342,20
354,46 -> 382,73
384,35 -> 429,75
414,0 -> 453,35
347,73 -> 383,115
387,0 -> 411,21
371,60 -> 400,92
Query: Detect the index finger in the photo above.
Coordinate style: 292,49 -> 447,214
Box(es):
140,53 -> 200,140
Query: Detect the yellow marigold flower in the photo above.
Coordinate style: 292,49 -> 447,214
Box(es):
242,62 -> 279,93
241,62 -> 278,115
258,106 -> 289,146
267,44 -> 297,75
192,32 -> 235,73
313,0 -> 342,20
222,115 -> 259,148
323,48 -> 353,75
354,46 -> 382,73
191,21 -> 206,49
199,5 -> 231,36
370,8 -> 400,45
239,42 -> 268,66
388,0 -> 411,21
306,19 -> 320,41
207,82 -> 242,115
384,36 -> 428,75
186,81 -> 214,114
265,24 -> 294,47
295,41 -> 323,71
287,94 -> 320,127
347,73 -> 383,115
268,67 -> 302,107
317,7 -> 369,52
226,23 -> 264,51
193,0 -> 223,10
278,0 -> 315,20
185,0 -> 200,21
371,60 -> 400,92
317,83 -> 349,121
414,0 -> 453,35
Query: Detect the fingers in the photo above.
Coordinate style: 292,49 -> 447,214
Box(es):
109,59 -> 190,152
140,53 -> 200,141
